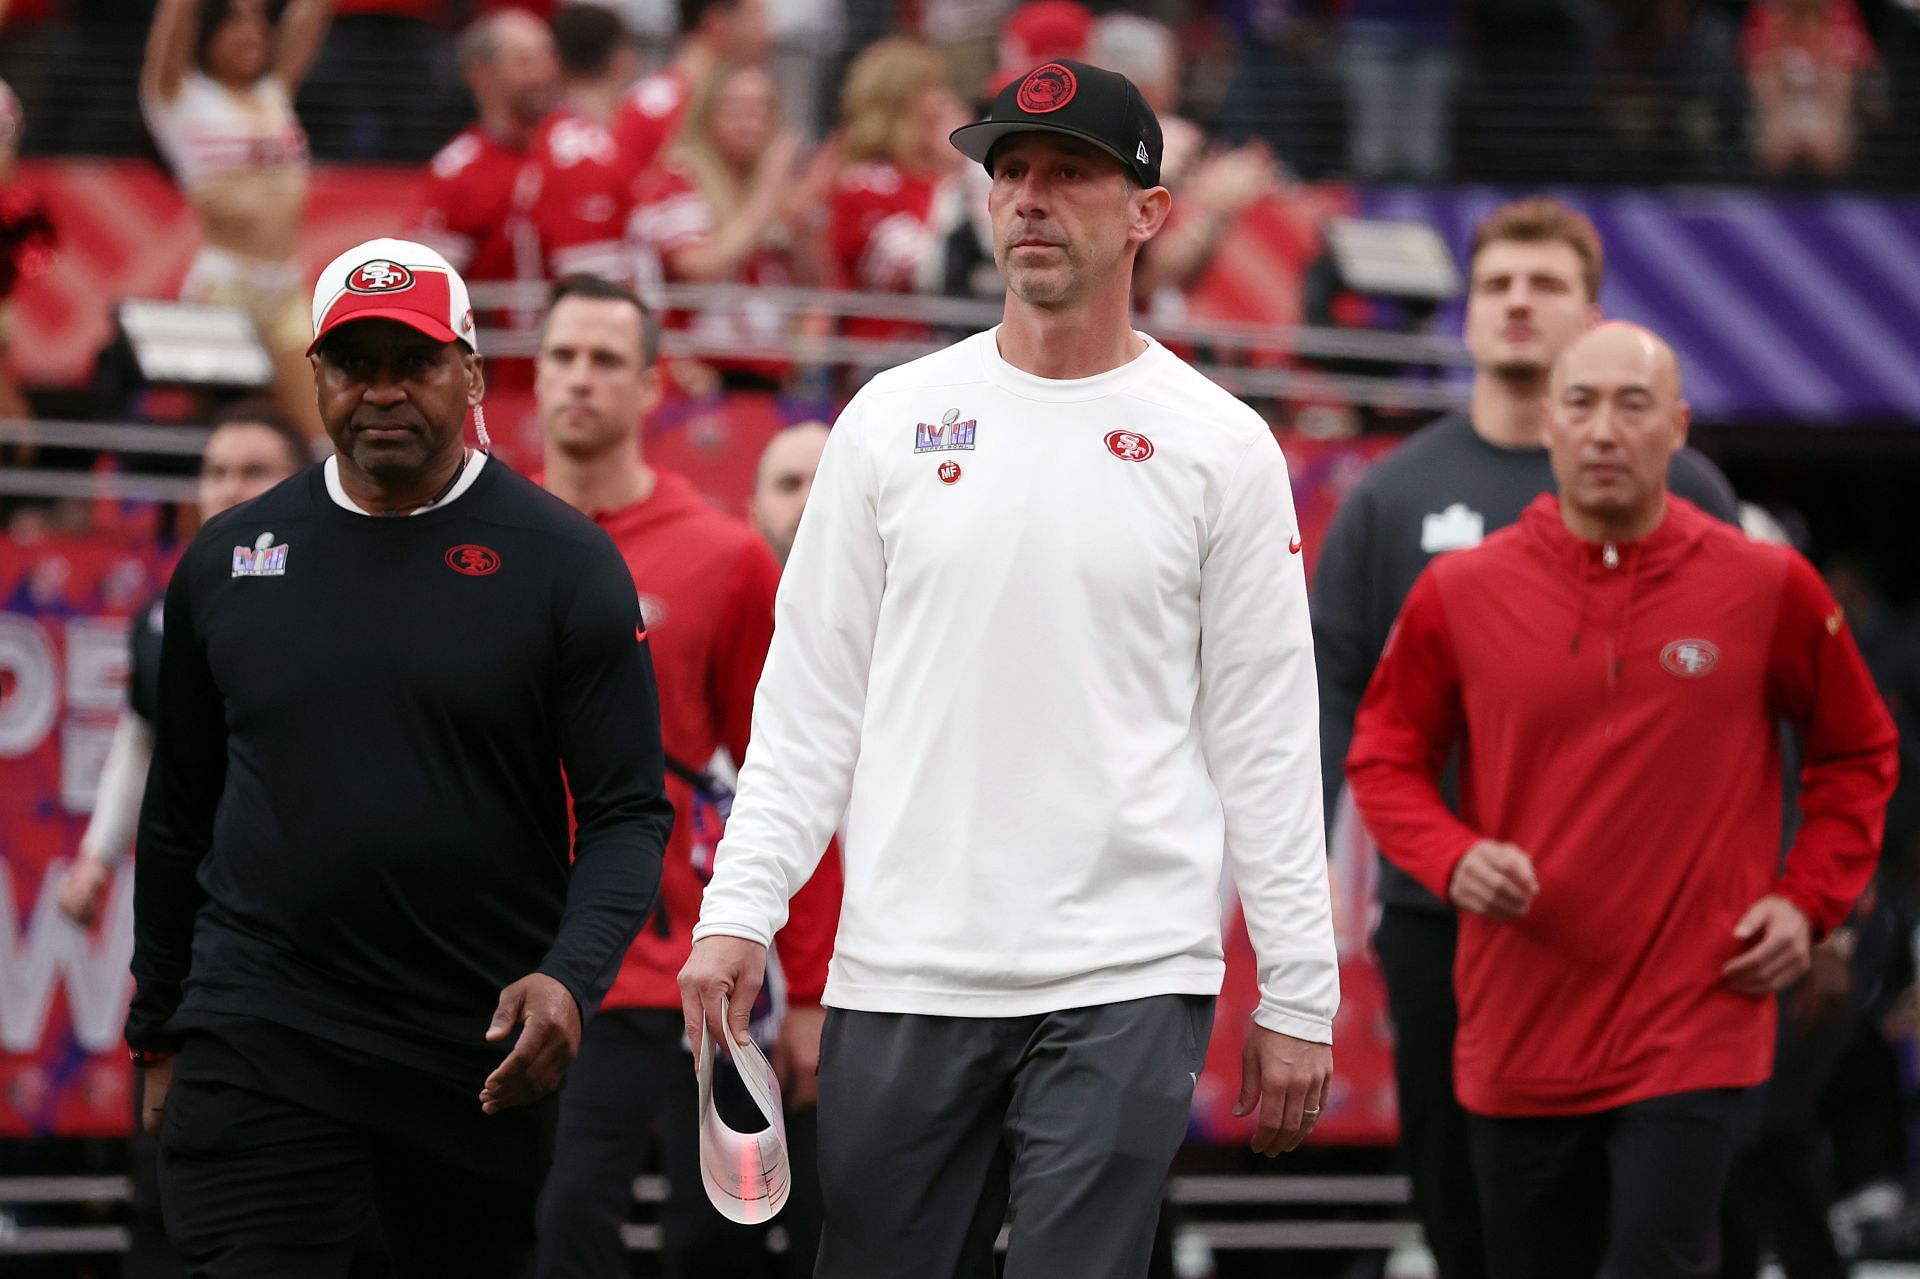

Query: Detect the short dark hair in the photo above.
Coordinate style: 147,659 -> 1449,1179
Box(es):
552,4 -> 627,79
208,398 -> 310,471
545,274 -> 658,367
679,0 -> 737,37
197,0 -> 279,71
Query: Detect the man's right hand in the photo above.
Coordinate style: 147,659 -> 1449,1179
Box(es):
140,1057 -> 174,1140
678,935 -> 769,1065
1448,840 -> 1539,920
56,858 -> 112,927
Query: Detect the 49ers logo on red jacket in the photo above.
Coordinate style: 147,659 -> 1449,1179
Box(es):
348,260 -> 415,293
1016,63 -> 1077,114
1660,638 -> 1720,678
1105,430 -> 1153,462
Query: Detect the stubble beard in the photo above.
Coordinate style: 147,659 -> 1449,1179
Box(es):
1000,234 -> 1085,308
546,409 -> 629,462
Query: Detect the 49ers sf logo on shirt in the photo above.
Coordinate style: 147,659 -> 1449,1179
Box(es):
348,260 -> 415,293
1660,638 -> 1721,678
1105,430 -> 1154,462
445,544 -> 501,576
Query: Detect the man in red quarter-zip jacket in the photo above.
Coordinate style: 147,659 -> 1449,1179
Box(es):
1347,321 -> 1898,1279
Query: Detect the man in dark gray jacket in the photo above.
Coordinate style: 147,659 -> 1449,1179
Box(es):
1313,197 -> 1739,1279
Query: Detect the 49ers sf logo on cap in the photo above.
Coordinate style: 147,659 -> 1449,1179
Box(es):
1016,63 -> 1078,114
1660,638 -> 1720,678
349,260 -> 415,293
1104,430 -> 1154,462
445,544 -> 501,576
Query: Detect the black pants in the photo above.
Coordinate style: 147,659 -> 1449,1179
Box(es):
538,1007 -> 806,1278
158,1019 -> 552,1278
129,1064 -> 188,1279
1373,905 -> 1486,1279
1719,997 -> 1853,1279
814,994 -> 1214,1279
1471,1088 -> 1749,1279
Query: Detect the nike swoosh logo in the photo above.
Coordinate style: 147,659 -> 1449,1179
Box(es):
1289,535 -> 1303,554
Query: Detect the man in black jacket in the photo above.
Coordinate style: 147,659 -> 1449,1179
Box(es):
1313,198 -> 1740,1279
128,237 -> 674,1278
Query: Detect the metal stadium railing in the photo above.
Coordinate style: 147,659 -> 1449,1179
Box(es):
0,1172 -> 1418,1257
467,280 -> 1475,416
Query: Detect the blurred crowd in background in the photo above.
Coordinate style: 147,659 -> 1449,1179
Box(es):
0,2 -> 1919,1275
2,0 -> 1919,184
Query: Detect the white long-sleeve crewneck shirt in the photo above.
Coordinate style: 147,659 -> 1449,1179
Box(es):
694,328 -> 1339,1042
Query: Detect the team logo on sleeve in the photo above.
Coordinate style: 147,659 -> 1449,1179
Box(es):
915,407 -> 977,452
1104,430 -> 1154,462
445,544 -> 501,576
231,531 -> 289,577
348,261 -> 415,293
1660,638 -> 1720,678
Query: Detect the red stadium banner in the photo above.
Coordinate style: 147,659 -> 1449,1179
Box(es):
1,534 -> 176,1137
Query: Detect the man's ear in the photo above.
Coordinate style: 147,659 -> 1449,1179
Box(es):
1130,185 -> 1173,244
466,353 -> 486,407
1671,400 -> 1691,456
638,364 -> 663,418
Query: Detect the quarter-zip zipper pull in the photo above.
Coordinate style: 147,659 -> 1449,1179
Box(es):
1603,542 -> 1620,569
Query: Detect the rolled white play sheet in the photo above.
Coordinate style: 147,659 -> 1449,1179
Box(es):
696,994 -> 791,1223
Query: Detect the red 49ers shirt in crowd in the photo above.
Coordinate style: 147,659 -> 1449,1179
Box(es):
629,156 -> 793,383
1347,495 -> 1899,1118
583,469 -> 840,1009
527,111 -> 629,284
611,65 -> 692,179
828,160 -> 954,343
411,112 -> 628,335
412,124 -> 536,312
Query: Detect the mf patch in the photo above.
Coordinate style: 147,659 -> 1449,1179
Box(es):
232,532 -> 289,578
915,407 -> 977,452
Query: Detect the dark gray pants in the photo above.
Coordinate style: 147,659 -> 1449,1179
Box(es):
814,994 -> 1214,1279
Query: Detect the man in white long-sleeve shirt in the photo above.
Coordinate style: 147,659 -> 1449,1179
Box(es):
680,58 -> 1338,1279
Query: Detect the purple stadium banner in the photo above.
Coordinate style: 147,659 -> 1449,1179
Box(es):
1359,186 -> 1920,425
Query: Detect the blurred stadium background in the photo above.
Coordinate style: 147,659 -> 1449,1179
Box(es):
1,0 -> 1917,1275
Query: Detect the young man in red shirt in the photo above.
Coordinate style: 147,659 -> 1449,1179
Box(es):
532,273 -> 840,1278
1347,321 -> 1899,1279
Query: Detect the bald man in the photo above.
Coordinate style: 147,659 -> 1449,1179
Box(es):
1346,325 -> 1898,1279
748,421 -> 829,565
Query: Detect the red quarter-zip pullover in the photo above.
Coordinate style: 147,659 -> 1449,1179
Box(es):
584,469 -> 841,1010
1347,494 -> 1897,1116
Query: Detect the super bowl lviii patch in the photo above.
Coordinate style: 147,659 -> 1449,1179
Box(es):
232,532 -> 289,578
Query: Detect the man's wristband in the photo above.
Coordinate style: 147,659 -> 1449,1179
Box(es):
129,1048 -> 175,1068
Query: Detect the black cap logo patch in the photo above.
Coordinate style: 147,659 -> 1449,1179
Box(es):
1016,63 -> 1078,114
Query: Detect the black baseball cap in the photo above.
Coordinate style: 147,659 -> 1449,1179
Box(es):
950,59 -> 1163,188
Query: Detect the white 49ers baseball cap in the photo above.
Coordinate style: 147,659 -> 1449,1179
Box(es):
308,237 -> 479,356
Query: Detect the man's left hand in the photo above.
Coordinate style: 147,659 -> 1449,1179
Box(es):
1722,895 -> 1813,996
774,1003 -> 826,1110
1234,1026 -> 1332,1157
480,973 -> 581,1115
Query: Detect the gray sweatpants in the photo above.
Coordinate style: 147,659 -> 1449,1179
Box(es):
813,993 -> 1215,1279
